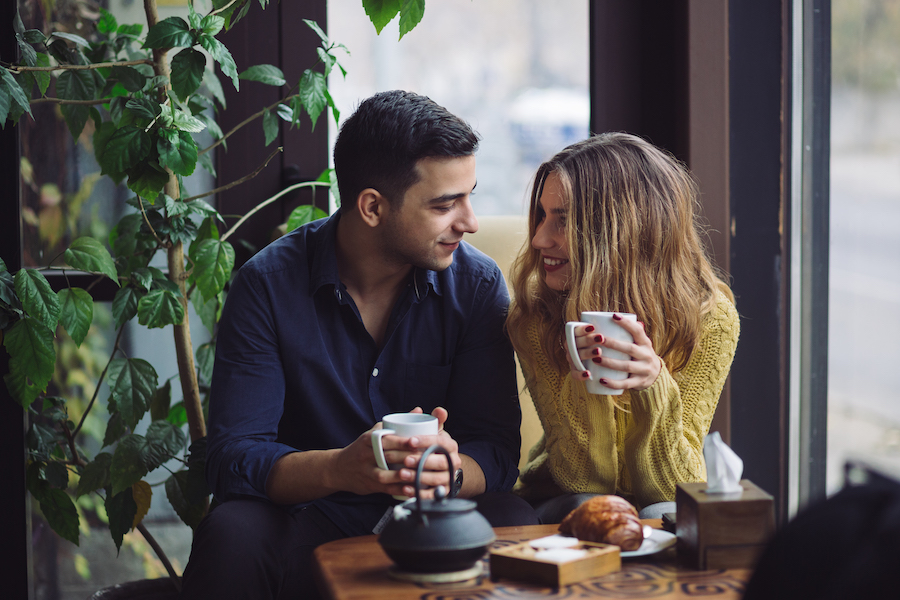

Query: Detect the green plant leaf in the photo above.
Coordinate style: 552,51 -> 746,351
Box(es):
39,488 -> 80,546
15,31 -> 37,67
0,68 -> 33,118
166,469 -> 208,529
303,19 -> 328,43
3,318 -> 55,407
118,23 -> 143,38
239,64 -> 286,87
145,421 -> 187,465
144,16 -> 193,49
108,451 -> 143,501
399,0 -> 426,39
157,128 -> 198,176
162,107 -> 206,133
196,341 -> 215,385
64,237 -> 120,285
51,32 -> 91,48
60,103 -> 91,141
124,98 -> 161,120
149,379 -> 172,422
286,204 -> 328,232
100,125 -> 152,174
76,452 -> 112,497
316,47 -> 337,78
107,358 -> 158,430
192,290 -> 221,336
193,238 -> 235,302
32,52 -> 52,96
14,269 -> 60,330
298,70 -> 327,130
200,14 -> 225,35
203,69 -> 226,109
262,108 -> 278,145
171,48 -> 206,100
363,0 -> 401,34
112,286 -> 142,327
58,287 -> 93,346
126,161 -> 169,201
0,83 -> 12,126
200,34 -> 239,90
167,402 -> 188,427
110,65 -> 147,94
44,461 -> 70,489
105,486 -> 137,552
98,7 -> 118,34
0,268 -> 18,309
137,288 -> 185,329
103,411 -> 126,448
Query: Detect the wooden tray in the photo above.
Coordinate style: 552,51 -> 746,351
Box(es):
489,537 -> 621,587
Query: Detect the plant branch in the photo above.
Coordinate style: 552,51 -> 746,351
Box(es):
138,195 -> 167,247
30,97 -> 114,106
199,94 -> 298,156
182,146 -> 282,203
137,523 -> 182,590
8,59 -> 153,72
72,324 -> 127,438
221,180 -> 330,243
210,0 -> 239,16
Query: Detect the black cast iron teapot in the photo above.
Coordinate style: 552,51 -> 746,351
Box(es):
378,445 -> 496,573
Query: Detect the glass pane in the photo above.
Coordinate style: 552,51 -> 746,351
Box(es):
828,0 -> 900,492
327,0 -> 590,216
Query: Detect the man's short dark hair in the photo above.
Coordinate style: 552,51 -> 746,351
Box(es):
333,90 -> 479,212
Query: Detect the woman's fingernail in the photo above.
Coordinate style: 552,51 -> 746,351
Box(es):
592,357 -> 602,364
599,378 -> 609,385
592,348 -> 600,356
585,325 -> 595,332
583,371 -> 591,379
613,314 -> 622,321
594,335 -> 603,343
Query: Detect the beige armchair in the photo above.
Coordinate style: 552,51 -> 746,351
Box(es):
465,215 -> 542,472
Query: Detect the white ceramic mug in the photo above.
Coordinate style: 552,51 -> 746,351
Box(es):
370,413 -> 439,471
565,312 -> 637,395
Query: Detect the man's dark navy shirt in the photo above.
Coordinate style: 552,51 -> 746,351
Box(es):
206,212 -> 522,536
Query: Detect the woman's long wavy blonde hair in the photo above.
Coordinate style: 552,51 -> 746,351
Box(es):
506,132 -> 733,377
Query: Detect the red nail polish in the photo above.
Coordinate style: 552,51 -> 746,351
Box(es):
592,357 -> 602,364
594,335 -> 603,343
613,314 -> 622,321
583,371 -> 591,378
599,378 -> 609,384
592,348 -> 600,356
585,325 -> 595,332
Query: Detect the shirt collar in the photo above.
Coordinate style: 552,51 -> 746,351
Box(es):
308,211 -> 443,301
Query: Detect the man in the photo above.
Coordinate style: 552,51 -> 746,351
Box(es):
181,90 -> 537,599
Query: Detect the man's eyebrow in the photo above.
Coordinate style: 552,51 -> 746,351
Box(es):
426,182 -> 477,205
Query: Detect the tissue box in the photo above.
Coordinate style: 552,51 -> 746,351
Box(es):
676,479 -> 774,569
490,539 -> 620,587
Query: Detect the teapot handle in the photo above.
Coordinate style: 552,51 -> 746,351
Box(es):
413,444 -> 455,519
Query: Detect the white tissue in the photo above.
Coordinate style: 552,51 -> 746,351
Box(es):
703,431 -> 744,493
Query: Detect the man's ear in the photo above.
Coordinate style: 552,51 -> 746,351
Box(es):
356,188 -> 387,228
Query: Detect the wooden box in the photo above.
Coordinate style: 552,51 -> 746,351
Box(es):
490,538 -> 620,587
676,479 -> 775,569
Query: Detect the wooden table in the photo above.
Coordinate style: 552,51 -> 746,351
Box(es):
313,522 -> 751,599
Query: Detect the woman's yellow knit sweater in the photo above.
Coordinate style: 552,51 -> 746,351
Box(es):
514,290 -> 740,509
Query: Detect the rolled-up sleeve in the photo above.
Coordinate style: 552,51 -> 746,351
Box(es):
444,267 -> 521,492
205,266 -> 296,501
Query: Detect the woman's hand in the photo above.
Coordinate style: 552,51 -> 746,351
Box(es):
566,314 -> 662,391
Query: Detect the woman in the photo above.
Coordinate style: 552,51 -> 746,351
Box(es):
507,132 -> 740,522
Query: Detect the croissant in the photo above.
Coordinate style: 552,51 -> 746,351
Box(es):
558,495 -> 645,551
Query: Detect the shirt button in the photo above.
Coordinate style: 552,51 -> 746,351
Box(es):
372,368 -> 379,377
334,289 -> 342,301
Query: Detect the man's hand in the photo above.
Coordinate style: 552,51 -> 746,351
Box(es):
266,407 -> 485,504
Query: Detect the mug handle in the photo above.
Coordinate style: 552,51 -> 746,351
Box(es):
371,428 -> 395,470
565,321 -> 592,378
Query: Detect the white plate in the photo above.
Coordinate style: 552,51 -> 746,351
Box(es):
620,528 -> 676,558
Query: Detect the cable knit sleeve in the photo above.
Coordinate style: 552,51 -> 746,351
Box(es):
623,290 -> 740,507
